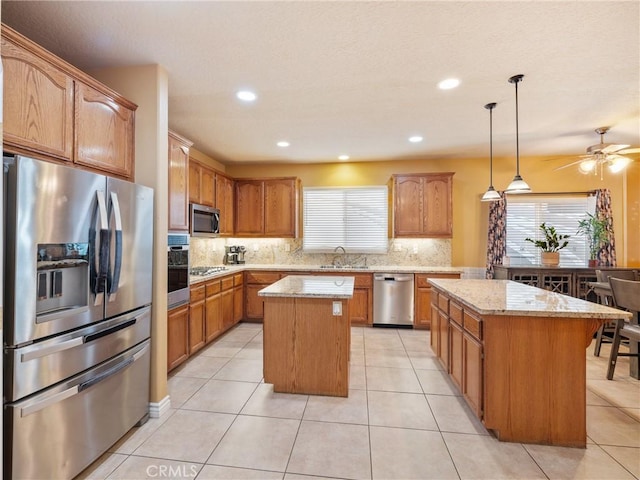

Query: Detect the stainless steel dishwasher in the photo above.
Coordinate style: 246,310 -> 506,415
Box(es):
373,273 -> 414,327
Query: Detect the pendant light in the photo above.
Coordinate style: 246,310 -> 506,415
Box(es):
505,74 -> 531,193
481,102 -> 501,202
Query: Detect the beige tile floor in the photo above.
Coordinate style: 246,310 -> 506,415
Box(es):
78,323 -> 640,480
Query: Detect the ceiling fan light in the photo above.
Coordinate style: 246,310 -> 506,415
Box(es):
578,159 -> 596,174
481,186 -> 501,202
608,155 -> 632,173
505,174 -> 531,193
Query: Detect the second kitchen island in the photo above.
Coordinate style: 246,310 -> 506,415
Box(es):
428,278 -> 630,447
259,275 -> 354,397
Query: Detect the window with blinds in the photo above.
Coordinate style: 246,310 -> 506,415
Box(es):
303,186 -> 389,253
506,194 -> 596,267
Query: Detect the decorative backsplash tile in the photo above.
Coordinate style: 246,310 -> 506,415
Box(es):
190,237 -> 451,267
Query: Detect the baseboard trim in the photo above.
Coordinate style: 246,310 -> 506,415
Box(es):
149,395 -> 171,418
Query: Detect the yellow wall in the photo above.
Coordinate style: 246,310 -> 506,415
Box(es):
190,147 -> 227,173
626,162 -> 640,267
226,155 -> 631,267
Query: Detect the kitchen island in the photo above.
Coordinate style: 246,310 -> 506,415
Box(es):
428,278 -> 631,448
259,275 -> 354,397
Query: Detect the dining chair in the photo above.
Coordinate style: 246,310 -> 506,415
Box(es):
607,277 -> 640,380
593,269 -> 637,356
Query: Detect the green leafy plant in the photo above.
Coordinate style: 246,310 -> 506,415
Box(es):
525,223 -> 570,252
576,213 -> 608,260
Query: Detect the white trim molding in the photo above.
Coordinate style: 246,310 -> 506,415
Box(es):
149,395 -> 171,418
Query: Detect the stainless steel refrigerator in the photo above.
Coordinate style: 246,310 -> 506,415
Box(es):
3,155 -> 154,479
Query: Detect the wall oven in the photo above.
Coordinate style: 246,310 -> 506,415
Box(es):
168,234 -> 190,308
190,203 -> 220,237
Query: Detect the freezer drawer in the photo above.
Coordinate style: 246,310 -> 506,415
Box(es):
4,306 -> 151,402
4,339 -> 150,480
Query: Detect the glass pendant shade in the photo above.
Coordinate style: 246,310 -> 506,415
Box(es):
481,102 -> 501,202
505,74 -> 530,194
608,155 -> 632,173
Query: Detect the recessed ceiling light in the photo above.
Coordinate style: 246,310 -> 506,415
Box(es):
438,78 -> 460,90
236,90 -> 257,102
409,136 -> 423,143
338,155 -> 350,161
277,141 -> 290,147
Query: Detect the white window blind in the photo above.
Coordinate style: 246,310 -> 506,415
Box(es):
506,194 -> 596,267
303,186 -> 389,253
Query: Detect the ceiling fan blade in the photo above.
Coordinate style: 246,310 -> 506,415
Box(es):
553,160 -> 585,171
601,143 -> 630,154
617,147 -> 640,154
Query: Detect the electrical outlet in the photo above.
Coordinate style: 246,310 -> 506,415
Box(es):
332,301 -> 342,316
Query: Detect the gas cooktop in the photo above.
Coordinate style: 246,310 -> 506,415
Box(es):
190,266 -> 228,276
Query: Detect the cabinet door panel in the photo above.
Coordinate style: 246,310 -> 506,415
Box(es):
201,167 -> 216,207
233,285 -> 244,323
414,287 -> 432,329
189,162 -> 201,204
167,305 -> 189,371
235,181 -> 265,234
438,310 -> 449,370
424,175 -> 453,237
74,82 -> 134,178
264,179 -> 296,236
2,35 -> 74,161
168,133 -> 190,231
189,299 -> 206,354
349,287 -> 370,326
205,293 -> 222,342
221,289 -> 234,330
394,176 -> 423,236
464,333 -> 483,418
430,304 -> 440,354
245,284 -> 265,321
449,320 -> 463,389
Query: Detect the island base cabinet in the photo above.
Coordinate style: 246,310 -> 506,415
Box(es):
263,297 -> 350,397
462,333 -> 483,418
482,315 -> 601,447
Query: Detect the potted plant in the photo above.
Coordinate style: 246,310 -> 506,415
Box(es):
576,213 -> 608,267
525,223 -> 570,267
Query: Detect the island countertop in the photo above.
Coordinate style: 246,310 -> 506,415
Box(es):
428,278 -> 631,319
258,275 -> 355,299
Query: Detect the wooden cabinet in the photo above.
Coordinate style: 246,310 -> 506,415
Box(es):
220,276 -> 235,330
216,173 -> 235,235
2,30 -> 74,162
393,173 -> 454,238
188,161 -> 216,207
463,324 -> 483,417
233,273 -> 244,323
167,304 -> 189,372
245,271 -> 282,321
188,284 -> 206,354
414,273 -> 461,329
449,317 -> 464,390
2,25 -> 137,179
235,178 -> 298,237
74,82 -> 135,178
205,280 -> 222,342
349,275 -> 372,326
168,131 -> 193,232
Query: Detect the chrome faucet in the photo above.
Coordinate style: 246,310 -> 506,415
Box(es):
332,245 -> 346,267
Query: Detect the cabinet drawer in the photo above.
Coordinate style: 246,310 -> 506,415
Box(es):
464,310 -> 482,340
450,301 -> 463,325
205,280 -> 221,296
246,271 -> 280,284
233,273 -> 244,286
353,274 -> 372,288
190,284 -> 205,302
438,293 -> 449,313
221,276 -> 234,291
416,273 -> 460,288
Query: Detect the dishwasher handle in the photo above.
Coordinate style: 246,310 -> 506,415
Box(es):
374,273 -> 413,282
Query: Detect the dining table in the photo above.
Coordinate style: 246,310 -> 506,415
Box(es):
588,281 -> 639,379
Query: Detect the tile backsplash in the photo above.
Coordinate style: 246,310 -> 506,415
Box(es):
191,237 -> 451,267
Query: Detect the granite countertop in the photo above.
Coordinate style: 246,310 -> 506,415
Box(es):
190,264 -> 463,284
428,279 -> 631,320
258,275 -> 355,299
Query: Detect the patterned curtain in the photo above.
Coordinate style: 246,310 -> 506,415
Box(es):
486,194 -> 507,279
595,189 -> 616,267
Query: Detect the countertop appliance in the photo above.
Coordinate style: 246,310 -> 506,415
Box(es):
3,155 -> 154,479
373,273 -> 415,327
168,234 -> 190,308
224,245 -> 246,265
190,203 -> 220,237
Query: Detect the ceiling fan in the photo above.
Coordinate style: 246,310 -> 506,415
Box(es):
555,127 -> 640,178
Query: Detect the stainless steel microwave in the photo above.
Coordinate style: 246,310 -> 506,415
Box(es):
190,204 -> 220,237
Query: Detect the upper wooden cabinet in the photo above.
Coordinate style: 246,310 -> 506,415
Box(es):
2,30 -> 74,162
393,173 -> 454,238
216,173 -> 235,235
235,178 -> 298,237
74,82 -> 135,178
1,25 -> 137,179
168,131 -> 193,232
188,160 -> 215,207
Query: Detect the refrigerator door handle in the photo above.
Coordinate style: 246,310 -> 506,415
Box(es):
108,191 -> 123,300
20,385 -> 80,417
92,190 -> 110,306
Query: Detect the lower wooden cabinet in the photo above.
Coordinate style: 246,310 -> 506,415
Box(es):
167,304 -> 189,372
245,271 -> 282,321
233,273 -> 244,323
189,284 -> 206,354
205,280 -> 222,342
449,319 -> 464,390
221,276 -> 235,330
414,273 -> 460,329
463,331 -> 483,417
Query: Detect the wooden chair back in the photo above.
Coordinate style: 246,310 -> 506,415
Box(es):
609,278 -> 640,313
596,269 -> 636,283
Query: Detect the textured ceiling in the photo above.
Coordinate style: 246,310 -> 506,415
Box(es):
2,1 -> 639,165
